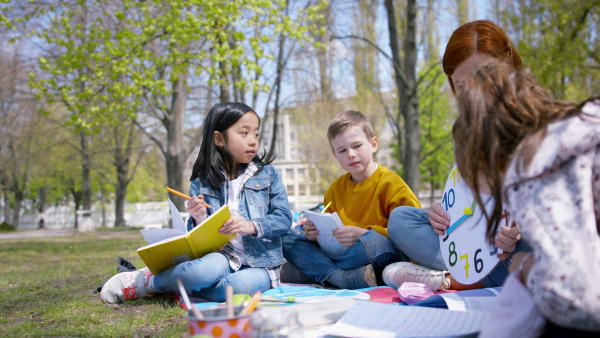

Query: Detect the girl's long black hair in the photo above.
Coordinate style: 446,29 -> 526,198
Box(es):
190,102 -> 271,189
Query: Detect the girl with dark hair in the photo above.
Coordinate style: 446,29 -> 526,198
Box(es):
101,102 -> 293,303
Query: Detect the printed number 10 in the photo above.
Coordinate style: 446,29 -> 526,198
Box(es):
441,189 -> 455,211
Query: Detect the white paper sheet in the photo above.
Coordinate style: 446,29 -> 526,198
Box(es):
303,210 -> 349,257
319,301 -> 491,338
168,197 -> 187,233
140,228 -> 184,244
139,198 -> 187,244
439,288 -> 499,312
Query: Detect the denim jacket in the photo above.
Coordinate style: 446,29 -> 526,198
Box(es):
186,164 -> 292,267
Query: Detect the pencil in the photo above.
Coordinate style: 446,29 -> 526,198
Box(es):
239,291 -> 262,315
166,187 -> 212,208
321,201 -> 332,214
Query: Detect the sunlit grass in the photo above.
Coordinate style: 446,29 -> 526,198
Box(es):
0,231 -> 188,337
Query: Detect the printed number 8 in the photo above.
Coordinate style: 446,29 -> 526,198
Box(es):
448,241 -> 457,266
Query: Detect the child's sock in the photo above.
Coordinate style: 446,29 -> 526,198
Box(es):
146,274 -> 157,294
326,264 -> 377,289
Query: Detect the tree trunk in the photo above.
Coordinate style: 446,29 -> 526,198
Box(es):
80,130 -> 93,216
266,30 -> 287,162
38,186 -> 47,229
385,0 -> 420,191
114,171 -> 127,227
11,190 -> 23,230
100,179 -> 107,227
402,0 -> 420,191
164,77 -> 188,213
219,60 -> 230,102
3,190 -> 10,227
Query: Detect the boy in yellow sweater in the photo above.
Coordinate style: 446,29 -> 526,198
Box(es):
281,110 -> 421,288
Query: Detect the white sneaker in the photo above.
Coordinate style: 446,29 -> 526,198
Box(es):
382,262 -> 450,291
100,268 -> 154,303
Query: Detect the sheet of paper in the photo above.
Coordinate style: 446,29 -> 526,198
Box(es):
140,228 -> 184,244
440,287 -> 501,313
168,197 -> 187,233
303,210 -> 349,257
319,301 -> 491,338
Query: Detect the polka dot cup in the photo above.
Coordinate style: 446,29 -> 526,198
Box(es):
188,305 -> 251,338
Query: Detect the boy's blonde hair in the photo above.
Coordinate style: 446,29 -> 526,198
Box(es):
327,110 -> 375,149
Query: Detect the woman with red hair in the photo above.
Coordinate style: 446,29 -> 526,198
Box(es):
384,20 -> 528,292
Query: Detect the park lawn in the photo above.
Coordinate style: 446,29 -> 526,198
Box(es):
0,230 -> 188,337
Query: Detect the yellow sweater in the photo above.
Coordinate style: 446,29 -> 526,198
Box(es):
323,165 -> 421,238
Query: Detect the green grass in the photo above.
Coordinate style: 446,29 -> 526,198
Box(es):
0,230 -> 188,337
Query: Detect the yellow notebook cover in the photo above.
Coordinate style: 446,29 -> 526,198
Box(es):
137,205 -> 235,274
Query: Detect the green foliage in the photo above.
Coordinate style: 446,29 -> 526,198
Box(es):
417,65 -> 456,192
501,0 -> 600,100
125,146 -> 167,203
19,0 -> 328,130
0,222 -> 14,231
389,64 -> 456,193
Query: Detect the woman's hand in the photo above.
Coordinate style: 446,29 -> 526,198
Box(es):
427,203 -> 450,236
333,226 -> 368,247
509,251 -> 535,281
186,195 -> 209,224
219,215 -> 257,236
303,220 -> 319,241
495,221 -> 522,260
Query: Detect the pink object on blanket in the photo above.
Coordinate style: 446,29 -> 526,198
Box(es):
397,282 -> 435,305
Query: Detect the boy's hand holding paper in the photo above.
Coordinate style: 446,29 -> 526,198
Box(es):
303,220 -> 319,241
333,226 -> 368,247
303,210 -> 350,257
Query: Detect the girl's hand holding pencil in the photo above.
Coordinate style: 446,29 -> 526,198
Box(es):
167,187 -> 211,224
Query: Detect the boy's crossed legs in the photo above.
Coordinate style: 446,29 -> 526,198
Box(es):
281,227 -> 402,289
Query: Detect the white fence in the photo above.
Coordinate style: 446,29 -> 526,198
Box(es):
5,201 -> 173,230
4,190 -> 443,231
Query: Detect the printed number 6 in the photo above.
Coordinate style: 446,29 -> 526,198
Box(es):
474,249 -> 484,273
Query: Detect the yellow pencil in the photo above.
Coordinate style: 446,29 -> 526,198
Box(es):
305,201 -> 332,233
321,201 -> 332,214
166,187 -> 212,208
239,291 -> 262,315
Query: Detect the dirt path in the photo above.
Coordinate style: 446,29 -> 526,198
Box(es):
0,228 -> 77,240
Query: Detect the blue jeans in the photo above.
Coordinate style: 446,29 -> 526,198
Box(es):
153,252 -> 272,302
387,206 -> 531,287
281,227 -> 401,284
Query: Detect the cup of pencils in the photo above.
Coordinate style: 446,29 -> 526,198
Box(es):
187,305 -> 251,338
183,285 -> 261,338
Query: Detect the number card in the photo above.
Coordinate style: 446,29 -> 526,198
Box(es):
439,164 -> 512,285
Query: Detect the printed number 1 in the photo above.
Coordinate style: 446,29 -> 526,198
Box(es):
460,253 -> 470,279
